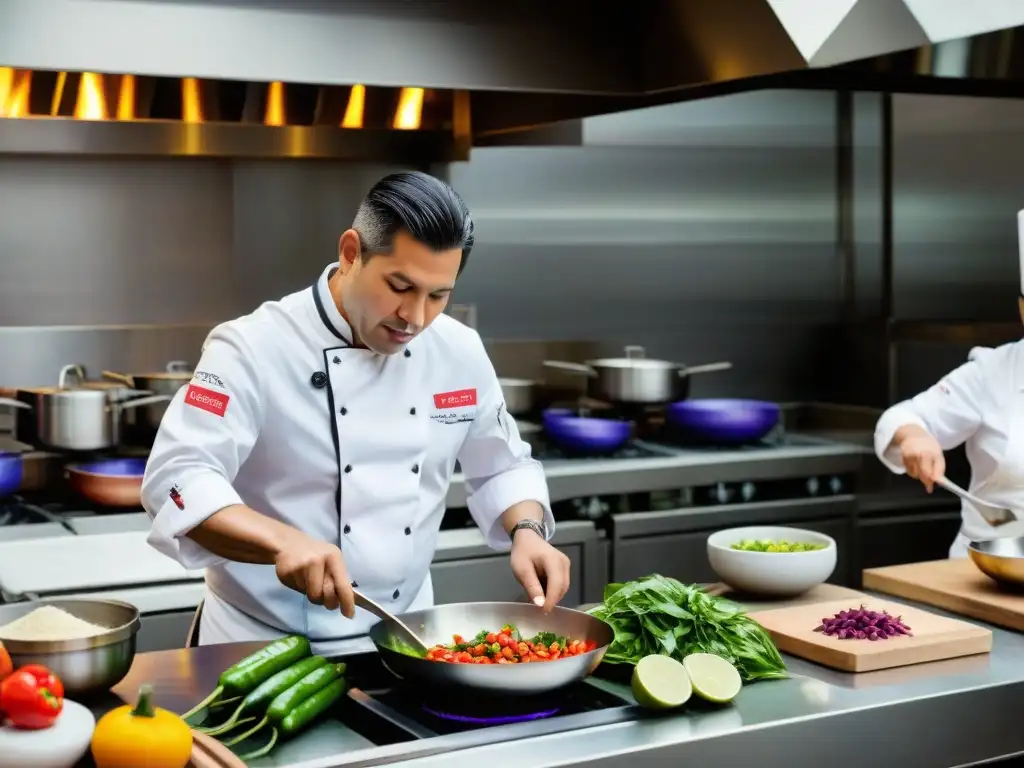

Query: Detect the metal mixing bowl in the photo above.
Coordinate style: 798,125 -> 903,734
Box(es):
369,601 -> 614,695
968,537 -> 1024,587
0,598 -> 140,696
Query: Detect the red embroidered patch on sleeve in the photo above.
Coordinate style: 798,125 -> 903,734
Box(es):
184,384 -> 230,417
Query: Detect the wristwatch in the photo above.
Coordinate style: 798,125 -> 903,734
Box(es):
509,519 -> 548,541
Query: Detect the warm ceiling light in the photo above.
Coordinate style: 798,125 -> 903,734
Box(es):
181,77 -> 204,123
117,74 -> 136,121
393,87 -> 423,130
74,73 -> 108,121
342,84 -> 365,128
0,68 -> 31,119
265,81 -> 285,126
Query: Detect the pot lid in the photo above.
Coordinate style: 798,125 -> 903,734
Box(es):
585,358 -> 678,371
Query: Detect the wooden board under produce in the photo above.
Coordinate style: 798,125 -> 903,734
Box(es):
749,597 -> 992,672
704,582 -> 864,611
864,559 -> 1024,632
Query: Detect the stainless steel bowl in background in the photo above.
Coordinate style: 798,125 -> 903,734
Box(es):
0,599 -> 140,696
968,537 -> 1024,588
368,601 -> 614,695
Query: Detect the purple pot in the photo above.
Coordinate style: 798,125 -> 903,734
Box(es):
665,399 -> 780,444
542,408 -> 632,454
0,452 -> 23,497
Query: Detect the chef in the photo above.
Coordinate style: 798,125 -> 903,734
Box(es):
141,171 -> 566,652
873,209 -> 1024,558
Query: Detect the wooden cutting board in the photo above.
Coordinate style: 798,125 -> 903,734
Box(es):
864,558 -> 1024,632
749,597 -> 992,672
189,730 -> 247,768
704,581 -> 864,611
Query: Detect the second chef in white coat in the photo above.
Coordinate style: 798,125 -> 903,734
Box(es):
141,171 -> 566,653
874,209 -> 1024,558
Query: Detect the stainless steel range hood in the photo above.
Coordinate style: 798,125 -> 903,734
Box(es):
1,0 -> 1023,161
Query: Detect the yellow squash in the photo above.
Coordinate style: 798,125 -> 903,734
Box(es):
91,684 -> 193,768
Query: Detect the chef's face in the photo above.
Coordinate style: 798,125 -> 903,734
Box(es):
336,229 -> 461,354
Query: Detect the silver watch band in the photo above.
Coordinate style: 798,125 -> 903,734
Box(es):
510,519 -> 548,541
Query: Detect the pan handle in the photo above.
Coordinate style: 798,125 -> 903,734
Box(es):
102,370 -> 137,388
543,360 -> 598,378
678,361 -> 733,377
0,397 -> 30,410
114,394 -> 173,411
57,364 -> 85,390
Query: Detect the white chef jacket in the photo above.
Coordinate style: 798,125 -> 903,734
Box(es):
874,341 -> 1024,558
142,264 -> 554,651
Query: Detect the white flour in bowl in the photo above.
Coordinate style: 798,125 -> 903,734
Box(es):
0,606 -> 109,641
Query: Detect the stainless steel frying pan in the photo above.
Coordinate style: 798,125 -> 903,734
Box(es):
367,602 -> 614,695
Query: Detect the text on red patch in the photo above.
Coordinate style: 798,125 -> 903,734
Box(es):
433,388 -> 477,409
185,384 -> 230,417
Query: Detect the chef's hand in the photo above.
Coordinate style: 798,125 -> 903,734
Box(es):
895,425 -> 945,492
510,529 -> 571,613
275,532 -> 357,619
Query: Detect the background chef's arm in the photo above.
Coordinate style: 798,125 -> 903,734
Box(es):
141,324 -> 278,569
874,352 -> 989,474
457,360 -> 554,551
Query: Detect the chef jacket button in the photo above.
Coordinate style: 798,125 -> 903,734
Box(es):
340,407 -> 347,415
344,464 -> 352,473
351,581 -> 358,588
343,524 -> 351,534
404,527 -> 411,535
310,371 -> 328,388
393,589 -> 401,599
332,356 -> 341,364
411,464 -> 419,474
409,407 -> 416,415
404,349 -> 411,358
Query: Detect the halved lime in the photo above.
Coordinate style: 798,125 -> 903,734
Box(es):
682,653 -> 742,704
631,654 -> 692,709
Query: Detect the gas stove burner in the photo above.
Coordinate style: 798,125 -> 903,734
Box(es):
421,705 -> 561,725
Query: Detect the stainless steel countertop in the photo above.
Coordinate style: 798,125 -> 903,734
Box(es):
281,592 -> 1024,768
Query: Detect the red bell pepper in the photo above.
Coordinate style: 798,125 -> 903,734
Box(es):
0,664 -> 64,729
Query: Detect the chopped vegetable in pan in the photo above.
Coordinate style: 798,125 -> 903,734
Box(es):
425,624 -> 598,664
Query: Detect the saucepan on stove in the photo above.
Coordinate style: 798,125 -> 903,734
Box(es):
103,360 -> 193,436
544,346 -> 732,404
498,378 -> 538,417
17,365 -> 171,452
369,602 -> 614,695
0,451 -> 23,498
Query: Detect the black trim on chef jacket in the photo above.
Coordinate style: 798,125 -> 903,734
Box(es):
309,275 -> 416,599
310,278 -> 353,542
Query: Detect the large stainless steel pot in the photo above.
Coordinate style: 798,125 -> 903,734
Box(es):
105,360 -> 192,434
543,345 -> 732,404
19,365 -> 171,451
498,378 -> 537,416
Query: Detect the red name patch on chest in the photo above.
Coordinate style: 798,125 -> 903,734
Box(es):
433,388 -> 477,409
185,384 -> 230,417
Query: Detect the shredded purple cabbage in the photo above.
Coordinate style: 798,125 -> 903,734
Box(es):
815,605 -> 913,641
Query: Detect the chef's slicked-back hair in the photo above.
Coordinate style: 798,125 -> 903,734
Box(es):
353,171 -> 475,276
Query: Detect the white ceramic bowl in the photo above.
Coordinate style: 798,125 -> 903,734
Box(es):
0,699 -> 95,768
706,526 -> 838,597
